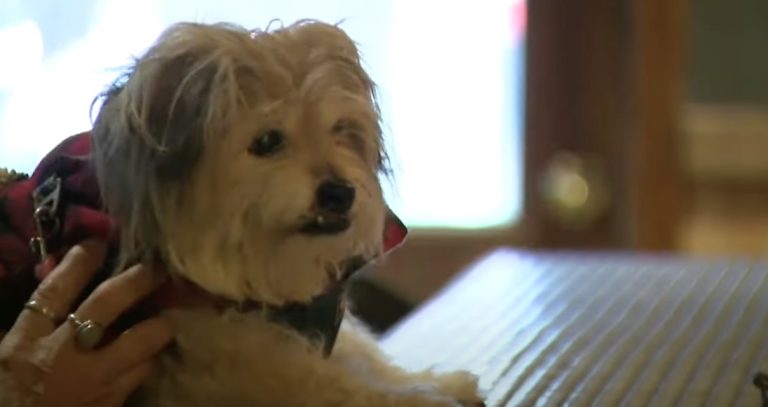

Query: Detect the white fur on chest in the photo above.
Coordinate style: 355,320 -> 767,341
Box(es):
129,308 -> 482,407
132,308 -> 327,406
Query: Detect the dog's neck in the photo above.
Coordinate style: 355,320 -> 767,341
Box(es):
147,258 -> 367,356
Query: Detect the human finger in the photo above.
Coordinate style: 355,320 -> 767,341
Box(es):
84,361 -> 154,407
14,240 -> 108,338
98,316 -> 173,379
70,263 -> 164,329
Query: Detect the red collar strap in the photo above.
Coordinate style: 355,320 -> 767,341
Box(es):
0,132 -> 408,352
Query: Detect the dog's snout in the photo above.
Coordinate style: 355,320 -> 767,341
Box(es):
316,180 -> 355,214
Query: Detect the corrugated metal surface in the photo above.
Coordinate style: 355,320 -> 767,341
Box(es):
380,249 -> 768,406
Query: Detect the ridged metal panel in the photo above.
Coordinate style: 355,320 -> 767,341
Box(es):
381,249 -> 768,406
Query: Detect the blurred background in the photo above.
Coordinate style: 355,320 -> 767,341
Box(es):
0,0 -> 765,331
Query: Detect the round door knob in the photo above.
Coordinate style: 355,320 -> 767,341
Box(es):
539,152 -> 610,229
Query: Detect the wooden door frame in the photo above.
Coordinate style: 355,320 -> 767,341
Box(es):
371,0 -> 691,304
628,0 -> 691,251
523,0 -> 691,250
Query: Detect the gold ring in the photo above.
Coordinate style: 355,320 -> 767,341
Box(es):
67,313 -> 105,350
23,299 -> 59,322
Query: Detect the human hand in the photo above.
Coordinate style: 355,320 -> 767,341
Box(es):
0,240 -> 173,406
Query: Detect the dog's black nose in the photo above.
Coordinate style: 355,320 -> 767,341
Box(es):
316,180 -> 355,214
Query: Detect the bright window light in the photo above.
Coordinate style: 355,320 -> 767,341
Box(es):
0,0 -> 526,230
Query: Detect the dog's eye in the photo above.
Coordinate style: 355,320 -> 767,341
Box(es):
249,129 -> 285,157
332,119 -> 367,157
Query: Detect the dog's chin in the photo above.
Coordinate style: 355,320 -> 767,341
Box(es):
168,205 -> 383,305
249,225 -> 376,304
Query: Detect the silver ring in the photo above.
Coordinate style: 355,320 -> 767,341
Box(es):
23,299 -> 59,322
67,313 -> 105,350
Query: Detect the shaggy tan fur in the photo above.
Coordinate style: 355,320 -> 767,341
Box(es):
91,20 -> 484,406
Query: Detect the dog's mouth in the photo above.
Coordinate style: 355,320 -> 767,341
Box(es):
300,212 -> 350,235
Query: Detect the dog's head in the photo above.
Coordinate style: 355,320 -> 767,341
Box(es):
91,21 -> 388,305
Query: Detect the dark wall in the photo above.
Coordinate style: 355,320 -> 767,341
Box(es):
688,0 -> 768,105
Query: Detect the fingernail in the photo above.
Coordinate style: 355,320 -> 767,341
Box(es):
79,239 -> 108,256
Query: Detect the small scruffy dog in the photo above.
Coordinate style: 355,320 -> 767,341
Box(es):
90,20 -> 484,406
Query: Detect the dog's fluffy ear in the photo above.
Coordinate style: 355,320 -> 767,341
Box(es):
128,51 -> 211,180
91,23 -> 252,267
94,23 -> 228,181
